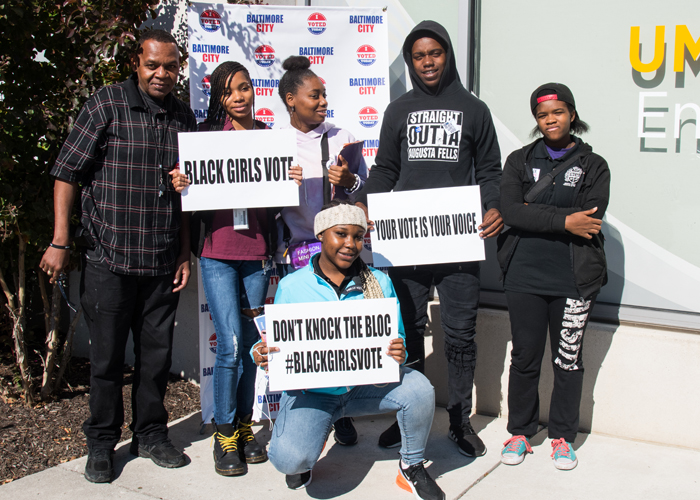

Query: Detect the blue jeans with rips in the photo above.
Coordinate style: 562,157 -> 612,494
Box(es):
268,367 -> 435,474
200,257 -> 270,425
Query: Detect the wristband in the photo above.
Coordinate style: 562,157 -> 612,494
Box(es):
346,174 -> 360,193
49,243 -> 71,250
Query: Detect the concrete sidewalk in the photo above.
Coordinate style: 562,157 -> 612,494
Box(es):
2,410 -> 698,499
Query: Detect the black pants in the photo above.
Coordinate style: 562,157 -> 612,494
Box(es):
505,291 -> 595,443
80,259 -> 180,450
389,262 -> 480,428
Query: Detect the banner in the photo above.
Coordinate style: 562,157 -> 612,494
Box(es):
197,266 -> 216,425
190,2 -> 391,421
188,2 -> 389,164
265,299 -> 400,392
179,129 -> 299,211
368,186 -> 485,267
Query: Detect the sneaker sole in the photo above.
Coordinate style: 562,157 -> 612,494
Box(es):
553,458 -> 578,470
378,440 -> 402,449
500,452 -> 526,465
84,471 -> 114,483
396,468 -> 446,500
333,434 -> 358,446
448,431 -> 487,457
136,448 -> 186,468
288,471 -> 313,490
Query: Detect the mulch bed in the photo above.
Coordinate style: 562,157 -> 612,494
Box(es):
0,357 -> 200,485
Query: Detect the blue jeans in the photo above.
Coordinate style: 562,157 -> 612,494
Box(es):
200,257 -> 270,425
268,367 -> 434,474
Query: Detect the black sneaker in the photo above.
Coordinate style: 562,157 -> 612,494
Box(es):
236,414 -> 267,464
333,417 -> 358,446
286,470 -> 312,489
378,420 -> 402,448
396,460 -> 445,500
130,437 -> 186,468
84,448 -> 114,483
212,421 -> 247,476
448,421 -> 486,457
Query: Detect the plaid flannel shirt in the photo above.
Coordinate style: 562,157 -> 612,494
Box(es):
51,74 -> 197,275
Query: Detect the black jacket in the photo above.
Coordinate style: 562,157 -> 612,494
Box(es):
497,138 -> 610,299
356,21 -> 501,211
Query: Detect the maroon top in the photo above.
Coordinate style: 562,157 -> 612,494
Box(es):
200,117 -> 269,261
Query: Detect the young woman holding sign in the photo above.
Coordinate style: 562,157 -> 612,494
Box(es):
171,61 -> 295,477
253,201 -> 444,500
274,55 -> 369,445
497,83 -> 610,470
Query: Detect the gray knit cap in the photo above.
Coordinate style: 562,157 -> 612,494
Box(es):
314,204 -> 368,237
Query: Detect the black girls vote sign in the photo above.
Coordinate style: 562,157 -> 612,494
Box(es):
178,129 -> 300,211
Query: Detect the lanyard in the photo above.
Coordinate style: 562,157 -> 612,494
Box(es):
140,89 -> 171,197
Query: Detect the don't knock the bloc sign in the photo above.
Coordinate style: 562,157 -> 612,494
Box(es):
178,128 -> 300,211
265,299 -> 401,392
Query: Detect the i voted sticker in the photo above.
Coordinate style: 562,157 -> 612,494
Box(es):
442,119 -> 460,135
532,168 -> 541,182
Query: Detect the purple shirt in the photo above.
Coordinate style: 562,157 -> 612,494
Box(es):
545,143 -> 573,160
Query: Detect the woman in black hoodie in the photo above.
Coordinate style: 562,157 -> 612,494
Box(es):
497,83 -> 610,470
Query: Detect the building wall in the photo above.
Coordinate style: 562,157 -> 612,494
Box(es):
424,305 -> 700,450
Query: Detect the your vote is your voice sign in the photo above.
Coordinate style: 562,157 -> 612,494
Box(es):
178,129 -> 299,211
368,186 -> 485,267
265,299 -> 400,392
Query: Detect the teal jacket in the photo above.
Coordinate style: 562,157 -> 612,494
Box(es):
253,258 -> 405,395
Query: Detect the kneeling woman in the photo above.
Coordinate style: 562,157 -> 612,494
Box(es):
498,83 -> 610,470
253,201 -> 444,500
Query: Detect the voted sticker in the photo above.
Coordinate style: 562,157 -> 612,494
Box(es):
442,119 -> 460,135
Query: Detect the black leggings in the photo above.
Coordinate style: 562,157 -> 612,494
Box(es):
504,291 -> 595,443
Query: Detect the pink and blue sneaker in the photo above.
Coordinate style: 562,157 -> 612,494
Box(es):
551,438 -> 578,470
500,435 -> 532,465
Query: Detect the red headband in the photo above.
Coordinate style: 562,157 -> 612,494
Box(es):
537,94 -> 558,104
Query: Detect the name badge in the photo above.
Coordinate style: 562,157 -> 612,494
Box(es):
233,209 -> 249,230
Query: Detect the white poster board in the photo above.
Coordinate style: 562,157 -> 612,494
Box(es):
368,186 -> 485,267
265,299 -> 400,392
179,129 -> 299,211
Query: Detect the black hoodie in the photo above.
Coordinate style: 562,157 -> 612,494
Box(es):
356,21 -> 501,211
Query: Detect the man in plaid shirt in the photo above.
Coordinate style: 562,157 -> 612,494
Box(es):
40,30 -> 197,483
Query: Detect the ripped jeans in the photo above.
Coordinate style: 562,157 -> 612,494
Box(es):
200,257 -> 270,425
388,262 -> 481,428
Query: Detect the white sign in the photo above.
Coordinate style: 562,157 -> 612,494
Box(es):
368,186 -> 485,267
179,129 -> 299,211
266,299 -> 400,392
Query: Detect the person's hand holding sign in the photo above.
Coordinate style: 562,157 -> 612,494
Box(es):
386,338 -> 407,364
253,341 -> 280,371
169,169 -> 190,193
289,165 -> 303,186
328,155 -> 356,189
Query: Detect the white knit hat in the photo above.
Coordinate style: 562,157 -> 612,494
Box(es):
314,203 -> 368,237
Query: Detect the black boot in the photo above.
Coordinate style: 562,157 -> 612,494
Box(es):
212,420 -> 247,476
236,414 -> 268,464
